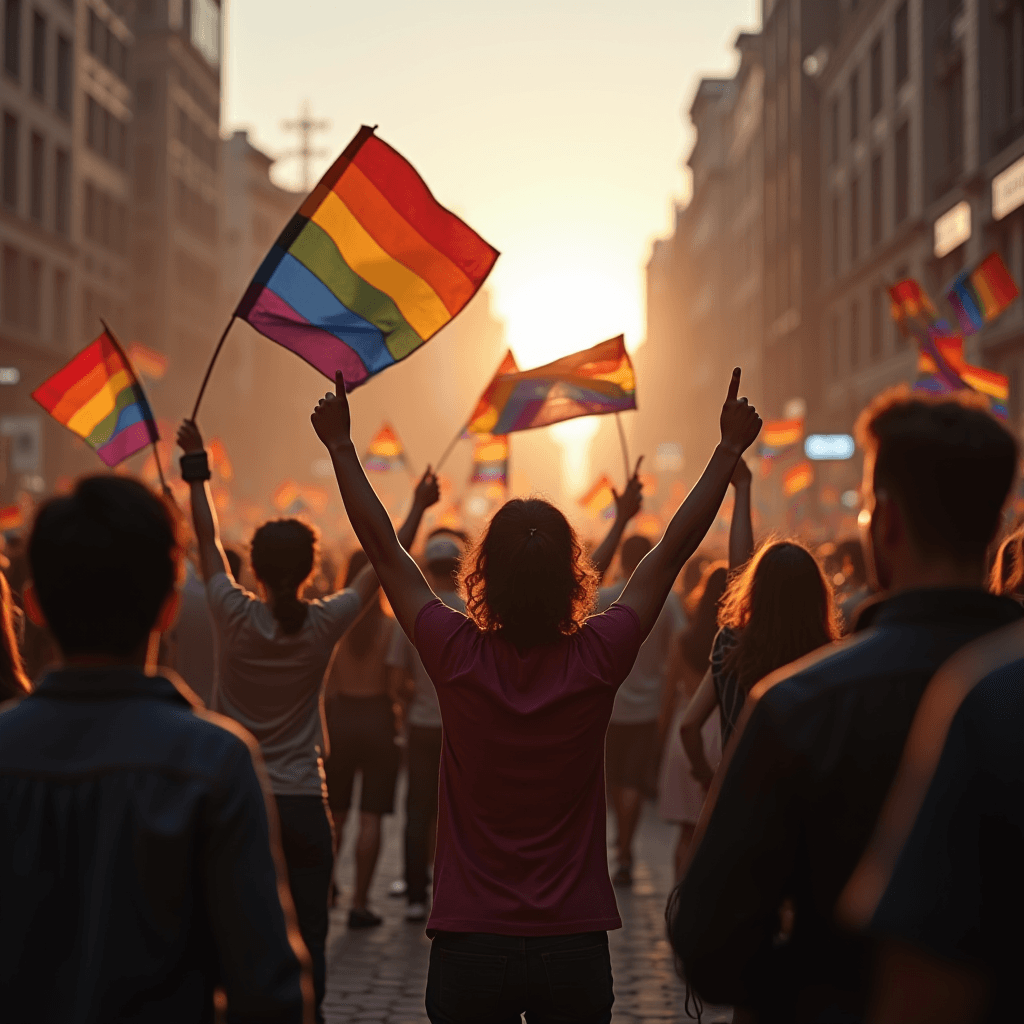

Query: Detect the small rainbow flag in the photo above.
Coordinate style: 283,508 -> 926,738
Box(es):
762,418 -> 803,452
470,435 -> 509,486
363,423 -> 407,472
32,330 -> 158,467
580,475 -> 617,520
127,341 -> 168,380
946,253 -> 1019,335
0,504 -> 23,531
915,333 -> 1010,416
888,278 -> 945,338
783,462 -> 814,497
466,349 -> 519,435
236,126 -> 499,392
467,336 -> 636,436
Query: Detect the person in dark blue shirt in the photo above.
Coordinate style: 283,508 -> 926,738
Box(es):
0,475 -> 312,1023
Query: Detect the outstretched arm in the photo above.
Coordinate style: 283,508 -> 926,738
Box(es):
590,458 -> 644,580
312,372 -> 438,639
177,420 -> 230,583
679,668 -> 717,788
617,369 -> 761,636
728,458 -> 754,570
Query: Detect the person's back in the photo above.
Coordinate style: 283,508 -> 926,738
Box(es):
669,389 -> 1023,1023
0,475 -> 309,1023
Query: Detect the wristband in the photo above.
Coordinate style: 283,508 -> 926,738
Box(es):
180,451 -> 211,482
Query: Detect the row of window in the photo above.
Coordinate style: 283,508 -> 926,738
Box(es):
176,105 -> 217,170
2,109 -> 71,234
1,243 -> 70,343
83,179 -> 128,255
173,176 -> 217,243
86,93 -> 129,170
87,6 -> 129,82
4,1 -> 73,117
828,274 -> 910,379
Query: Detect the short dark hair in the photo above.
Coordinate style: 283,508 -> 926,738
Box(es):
250,519 -> 318,635
28,476 -> 184,657
620,535 -> 653,577
856,388 -> 1018,564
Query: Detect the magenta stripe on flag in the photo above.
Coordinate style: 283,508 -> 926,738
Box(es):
96,420 -> 153,467
244,287 -> 370,389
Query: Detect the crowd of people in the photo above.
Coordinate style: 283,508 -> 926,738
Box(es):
0,366 -> 1022,1024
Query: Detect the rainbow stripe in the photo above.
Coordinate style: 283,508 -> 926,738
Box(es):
466,349 -> 519,435
32,331 -> 157,467
470,434 -> 509,485
783,462 -> 814,497
469,336 -> 636,436
761,418 -> 803,451
363,423 -> 407,472
580,475 -> 617,520
236,126 -> 499,392
947,252 -> 1019,335
0,504 -> 23,531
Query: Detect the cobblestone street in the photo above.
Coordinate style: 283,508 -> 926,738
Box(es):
324,785 -> 732,1023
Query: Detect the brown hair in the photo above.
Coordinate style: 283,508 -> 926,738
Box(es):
461,498 -> 597,649
679,561 -> 728,673
250,519 -> 319,635
991,528 -> 1024,597
719,539 -> 841,694
0,572 -> 29,699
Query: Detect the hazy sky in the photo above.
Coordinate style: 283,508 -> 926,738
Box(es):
223,0 -> 759,372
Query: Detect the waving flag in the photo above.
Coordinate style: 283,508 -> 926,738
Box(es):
363,423 -> 407,472
235,125 -> 499,392
468,336 -> 636,436
32,329 -> 158,467
580,475 -> 617,520
947,253 -> 1019,335
470,435 -> 509,486
127,342 -> 168,380
466,349 -> 520,435
915,333 -> 1009,417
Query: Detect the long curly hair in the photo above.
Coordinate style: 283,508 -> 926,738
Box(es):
250,518 -> 319,635
718,539 -> 841,694
461,498 -> 597,649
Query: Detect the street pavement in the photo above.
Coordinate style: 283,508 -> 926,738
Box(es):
324,787 -> 732,1023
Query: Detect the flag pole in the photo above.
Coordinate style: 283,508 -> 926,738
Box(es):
99,317 -> 170,496
434,423 -> 465,474
615,412 -> 631,485
191,315 -> 236,421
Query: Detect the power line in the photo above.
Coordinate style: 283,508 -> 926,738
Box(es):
281,100 -> 331,193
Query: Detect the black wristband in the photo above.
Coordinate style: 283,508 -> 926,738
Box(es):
180,451 -> 211,482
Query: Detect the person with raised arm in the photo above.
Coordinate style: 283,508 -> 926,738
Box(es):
312,368 -> 760,1024
177,418 -> 439,1024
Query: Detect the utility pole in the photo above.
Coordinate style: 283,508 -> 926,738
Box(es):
281,101 -> 331,193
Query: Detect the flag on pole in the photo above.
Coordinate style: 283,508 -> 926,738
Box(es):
888,279 -> 946,338
466,349 -> 519,435
783,462 -> 814,496
946,252 -> 1019,335
363,423 -> 407,472
32,329 -> 159,467
915,333 -> 1010,417
470,435 -> 509,485
235,125 -> 499,392
467,336 -> 636,436
579,475 -> 617,520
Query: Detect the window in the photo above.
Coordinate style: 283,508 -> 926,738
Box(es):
2,110 -> 17,208
895,122 -> 909,223
870,286 -> 884,361
29,130 -> 41,221
830,313 -> 841,378
53,267 -> 68,344
30,8 -> 42,97
86,93 -> 127,169
54,146 -> 68,233
829,98 -> 839,164
870,153 -> 883,246
850,298 -> 861,369
831,194 -> 841,276
870,35 -> 883,118
850,68 -> 860,141
56,33 -> 70,115
24,256 -> 40,332
83,179 -> 94,239
88,8 -> 101,57
4,0 -> 20,79
1,245 -> 18,325
895,2 -> 909,87
850,176 -> 860,263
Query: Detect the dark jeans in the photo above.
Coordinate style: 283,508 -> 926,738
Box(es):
275,794 -> 334,1024
404,725 -> 443,904
426,931 -> 613,1024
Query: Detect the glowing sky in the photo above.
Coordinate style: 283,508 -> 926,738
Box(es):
223,0 -> 759,371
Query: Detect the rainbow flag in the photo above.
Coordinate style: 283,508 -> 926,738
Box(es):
783,462 -> 814,497
888,278 -> 945,338
32,330 -> 158,467
470,435 -> 509,486
363,423 -> 407,472
761,418 -> 803,455
0,504 -> 23,531
127,342 -> 168,380
946,253 -> 1019,335
467,336 -> 636,436
580,475 -> 617,520
235,126 -> 499,392
466,349 -> 519,435
915,333 -> 1009,416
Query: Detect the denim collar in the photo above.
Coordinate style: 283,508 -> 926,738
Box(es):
33,666 -> 199,708
855,587 -> 1024,633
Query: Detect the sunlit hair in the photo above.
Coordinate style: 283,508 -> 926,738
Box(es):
250,518 -> 319,635
0,572 -> 30,699
461,498 -> 597,649
718,538 -> 841,694
991,528 -> 1024,598
679,561 -> 728,673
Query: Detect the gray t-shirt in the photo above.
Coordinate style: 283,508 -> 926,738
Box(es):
597,584 -> 686,724
386,590 -> 465,729
206,572 -> 361,796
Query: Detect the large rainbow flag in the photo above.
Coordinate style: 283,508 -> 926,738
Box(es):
363,423 -> 407,472
236,126 -> 499,392
470,435 -> 509,486
467,336 -> 636,436
33,330 -> 158,467
946,252 -> 1019,336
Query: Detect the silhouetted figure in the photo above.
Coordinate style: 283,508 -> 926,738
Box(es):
312,366 -> 761,1024
668,390 -> 1023,1024
0,476 -> 311,1022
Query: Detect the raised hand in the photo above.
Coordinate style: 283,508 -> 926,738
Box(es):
177,419 -> 204,454
613,456 -> 645,524
731,456 -> 752,489
719,369 -> 762,456
311,370 -> 352,451
413,467 -> 441,511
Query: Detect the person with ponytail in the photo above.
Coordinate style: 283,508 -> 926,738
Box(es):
311,367 -> 761,1024
177,419 -> 439,1024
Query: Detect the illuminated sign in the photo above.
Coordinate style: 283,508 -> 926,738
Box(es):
0,367 -> 19,384
993,154 -> 1024,221
934,201 -> 971,258
804,434 -> 855,461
